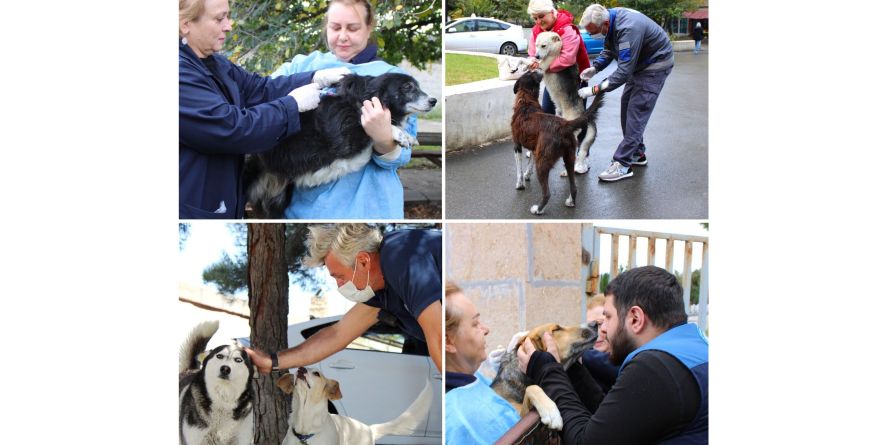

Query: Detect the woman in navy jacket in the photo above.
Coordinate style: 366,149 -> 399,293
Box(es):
178,0 -> 348,218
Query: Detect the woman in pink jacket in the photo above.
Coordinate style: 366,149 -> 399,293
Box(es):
525,0 -> 590,115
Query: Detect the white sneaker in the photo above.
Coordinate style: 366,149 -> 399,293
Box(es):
598,161 -> 633,182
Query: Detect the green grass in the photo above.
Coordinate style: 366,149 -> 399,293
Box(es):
445,53 -> 499,86
419,107 -> 442,121
404,145 -> 441,169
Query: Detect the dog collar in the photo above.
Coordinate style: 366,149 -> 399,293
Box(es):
292,428 -> 314,444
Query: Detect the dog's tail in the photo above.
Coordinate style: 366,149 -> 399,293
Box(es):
179,320 -> 219,374
565,92 -> 605,132
369,376 -> 433,441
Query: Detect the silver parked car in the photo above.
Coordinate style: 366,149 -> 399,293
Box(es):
445,17 -> 528,56
241,315 -> 441,444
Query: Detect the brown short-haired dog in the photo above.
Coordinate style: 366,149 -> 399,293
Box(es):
511,71 -> 605,215
490,322 -> 596,432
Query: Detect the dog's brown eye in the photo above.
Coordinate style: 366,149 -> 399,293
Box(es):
216,354 -> 223,359
312,371 -> 320,376
234,357 -> 243,363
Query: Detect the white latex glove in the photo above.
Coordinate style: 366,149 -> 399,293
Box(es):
578,79 -> 610,99
579,66 -> 597,81
506,330 -> 529,352
289,83 -> 321,112
484,330 -> 528,371
312,67 -> 351,88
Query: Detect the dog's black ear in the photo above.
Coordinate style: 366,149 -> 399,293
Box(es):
325,379 -> 343,401
276,374 -> 295,394
335,74 -> 369,99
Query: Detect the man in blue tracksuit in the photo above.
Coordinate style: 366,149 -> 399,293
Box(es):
577,5 -> 674,182
518,266 -> 708,444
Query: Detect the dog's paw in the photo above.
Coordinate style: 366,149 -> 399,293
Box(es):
574,161 -> 589,174
565,196 -> 575,207
516,182 -> 525,190
530,205 -> 544,215
523,171 -> 532,181
391,126 -> 419,147
559,169 -> 568,177
538,406 -> 563,431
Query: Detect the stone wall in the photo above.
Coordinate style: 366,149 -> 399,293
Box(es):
445,223 -> 583,354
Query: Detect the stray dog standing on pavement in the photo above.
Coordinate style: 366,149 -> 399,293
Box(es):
490,323 -> 596,433
276,367 -> 432,445
533,31 -> 601,176
511,71 -> 604,215
179,320 -> 255,445
243,72 -> 437,218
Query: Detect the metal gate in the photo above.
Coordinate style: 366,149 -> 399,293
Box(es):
582,224 -> 709,332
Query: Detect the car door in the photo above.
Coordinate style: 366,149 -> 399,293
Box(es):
475,20 -> 508,53
303,320 -> 436,443
426,355 -> 443,437
445,19 -> 477,51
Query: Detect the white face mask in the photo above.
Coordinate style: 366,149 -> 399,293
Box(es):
338,258 -> 375,303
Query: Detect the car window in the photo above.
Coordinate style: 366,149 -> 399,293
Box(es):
477,20 -> 506,31
449,20 -> 475,33
301,320 -> 429,356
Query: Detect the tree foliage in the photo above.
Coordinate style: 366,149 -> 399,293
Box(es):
179,223 -> 190,251
201,223 -> 437,297
202,223 -> 320,296
618,0 -> 702,27
227,0 -> 442,75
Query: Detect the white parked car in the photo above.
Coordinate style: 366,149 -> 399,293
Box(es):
240,315 -> 441,444
445,17 -> 528,56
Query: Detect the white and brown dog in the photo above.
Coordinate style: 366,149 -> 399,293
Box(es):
533,31 -> 601,176
276,367 -> 432,445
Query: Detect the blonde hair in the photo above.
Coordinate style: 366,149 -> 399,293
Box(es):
179,0 -> 205,37
527,0 -> 556,16
587,293 -> 606,310
305,224 -> 383,268
445,282 -> 464,335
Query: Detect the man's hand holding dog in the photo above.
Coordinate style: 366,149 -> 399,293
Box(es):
527,57 -> 540,71
360,97 -> 396,154
517,332 -> 561,374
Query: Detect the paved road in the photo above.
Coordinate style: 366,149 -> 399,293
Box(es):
445,51 -> 708,219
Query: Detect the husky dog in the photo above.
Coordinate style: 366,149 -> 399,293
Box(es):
179,320 -> 255,445
276,367 -> 433,445
534,31 -> 602,176
490,323 -> 597,431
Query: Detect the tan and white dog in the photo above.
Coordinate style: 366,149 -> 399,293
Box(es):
276,367 -> 432,445
533,31 -> 601,176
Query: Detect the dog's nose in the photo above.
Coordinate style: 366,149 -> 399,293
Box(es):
220,365 -> 231,376
581,328 -> 593,339
428,97 -> 437,107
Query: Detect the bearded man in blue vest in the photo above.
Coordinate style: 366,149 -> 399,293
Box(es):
517,266 -> 708,444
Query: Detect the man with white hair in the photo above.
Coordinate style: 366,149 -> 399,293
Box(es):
577,4 -> 674,182
246,223 -> 443,372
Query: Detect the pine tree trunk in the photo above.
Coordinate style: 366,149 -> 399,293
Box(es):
247,223 -> 290,445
